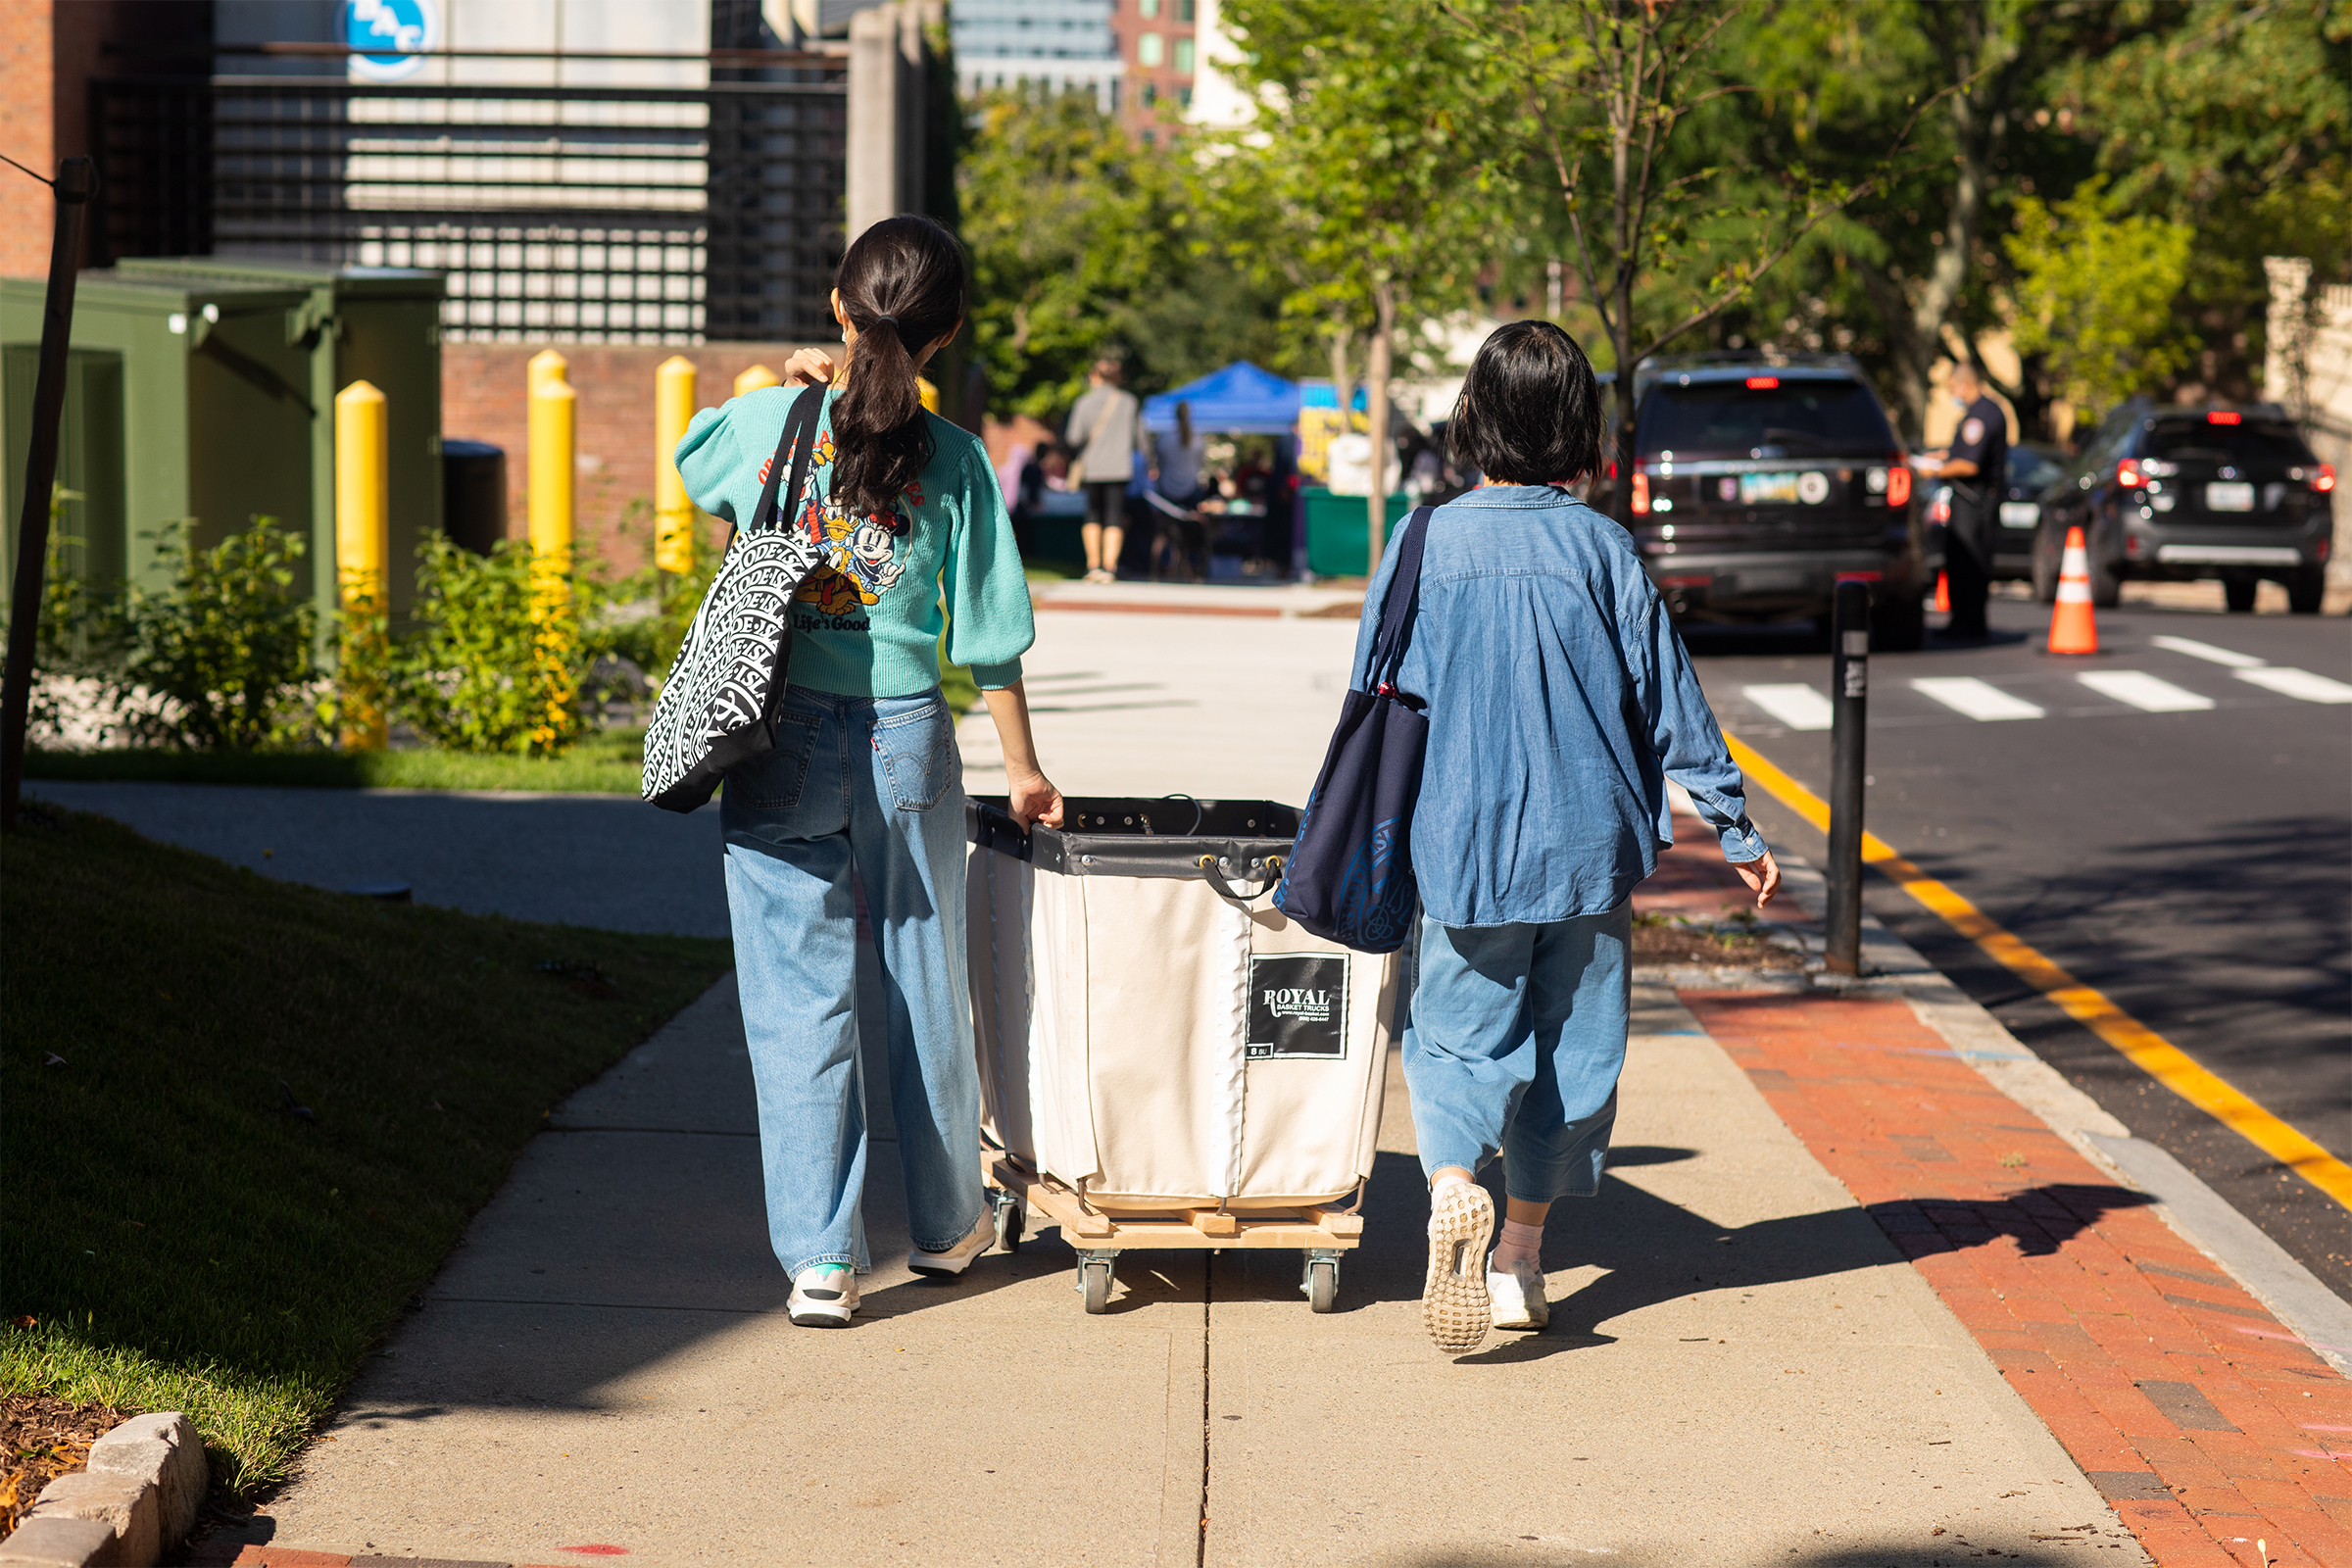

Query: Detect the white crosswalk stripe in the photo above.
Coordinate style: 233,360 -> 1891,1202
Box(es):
2077,670 -> 2216,712
1741,683 -> 1835,730
2150,634 -> 2265,668
1910,677 -> 2046,721
2234,666 -> 2352,704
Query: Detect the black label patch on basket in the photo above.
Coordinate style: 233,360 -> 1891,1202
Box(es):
1248,954 -> 1348,1059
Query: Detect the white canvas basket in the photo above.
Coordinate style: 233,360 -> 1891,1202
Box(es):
964,797 -> 1397,1212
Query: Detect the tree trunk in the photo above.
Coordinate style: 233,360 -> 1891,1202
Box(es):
1366,280 -> 1396,570
1328,327 -> 1354,430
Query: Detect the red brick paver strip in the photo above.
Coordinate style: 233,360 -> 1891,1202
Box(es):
1682,986 -> 2352,1567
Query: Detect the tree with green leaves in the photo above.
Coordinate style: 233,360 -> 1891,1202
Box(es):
1212,0 -> 1500,562
1439,0 -> 1949,513
2005,177 -> 2196,419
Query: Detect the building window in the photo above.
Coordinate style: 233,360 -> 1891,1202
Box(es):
1138,31 -> 1163,67
1143,81 -> 1158,108
1178,85 -> 1194,110
1175,37 -> 1194,74
1178,0 -> 1196,18
1140,0 -> 1159,14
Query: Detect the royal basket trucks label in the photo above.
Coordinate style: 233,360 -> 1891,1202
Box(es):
1248,954 -> 1349,1059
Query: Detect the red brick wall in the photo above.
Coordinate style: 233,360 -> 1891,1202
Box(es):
0,0 -> 54,277
441,341 -> 826,576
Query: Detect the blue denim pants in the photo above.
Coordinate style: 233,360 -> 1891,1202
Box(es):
1401,904 -> 1631,1202
720,685 -> 985,1277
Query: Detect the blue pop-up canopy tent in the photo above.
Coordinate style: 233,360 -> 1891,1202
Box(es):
1142,361 -> 1299,434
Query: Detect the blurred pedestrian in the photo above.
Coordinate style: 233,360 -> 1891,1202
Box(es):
1066,357 -> 1146,583
1925,362 -> 2008,640
1158,400 -> 1207,506
1348,320 -> 1781,1354
677,214 -> 1066,1330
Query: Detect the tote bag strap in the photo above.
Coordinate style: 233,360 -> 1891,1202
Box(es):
1364,504 -> 1436,692
727,384 -> 826,550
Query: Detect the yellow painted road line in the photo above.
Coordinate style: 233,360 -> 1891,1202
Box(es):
1724,730 -> 2352,1213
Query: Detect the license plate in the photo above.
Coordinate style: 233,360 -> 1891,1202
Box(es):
1998,501 -> 2040,528
1740,471 -> 1799,505
2206,481 -> 2255,512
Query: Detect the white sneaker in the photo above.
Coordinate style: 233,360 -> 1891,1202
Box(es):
788,1264 -> 858,1328
906,1210 -> 995,1277
1488,1253 -> 1549,1331
1422,1180 -> 1494,1354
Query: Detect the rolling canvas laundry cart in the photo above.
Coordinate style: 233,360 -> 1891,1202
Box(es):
965,796 -> 1402,1313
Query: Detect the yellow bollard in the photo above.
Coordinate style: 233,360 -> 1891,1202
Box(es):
655,355 -> 698,574
525,355 -> 580,752
733,363 -> 781,397
528,347 -> 568,398
528,360 -> 576,581
333,379 -> 390,750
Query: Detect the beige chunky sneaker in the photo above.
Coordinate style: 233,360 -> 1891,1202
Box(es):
1488,1254 -> 1550,1331
1423,1180 -> 1494,1353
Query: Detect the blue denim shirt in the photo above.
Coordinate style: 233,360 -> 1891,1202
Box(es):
1350,484 -> 1768,927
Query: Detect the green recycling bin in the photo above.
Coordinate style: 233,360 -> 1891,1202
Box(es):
2,258 -> 443,636
1301,485 -> 1410,578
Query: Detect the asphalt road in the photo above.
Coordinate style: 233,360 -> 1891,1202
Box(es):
1683,593 -> 2352,1302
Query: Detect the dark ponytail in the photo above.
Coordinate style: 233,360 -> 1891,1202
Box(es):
829,215 -> 966,519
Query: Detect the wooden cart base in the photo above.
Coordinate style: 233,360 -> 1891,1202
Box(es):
983,1152 -> 1363,1313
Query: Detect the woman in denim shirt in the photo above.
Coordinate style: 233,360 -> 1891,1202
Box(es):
1366,322 -> 1782,1353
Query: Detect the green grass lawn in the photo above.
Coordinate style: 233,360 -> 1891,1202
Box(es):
0,808 -> 732,1494
24,726 -> 651,794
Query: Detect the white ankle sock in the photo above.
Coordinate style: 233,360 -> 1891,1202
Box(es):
1491,1217 -> 1544,1274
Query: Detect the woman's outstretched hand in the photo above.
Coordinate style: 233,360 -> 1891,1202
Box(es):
782,347 -> 836,387
1734,850 -> 1783,908
1007,768 -> 1064,829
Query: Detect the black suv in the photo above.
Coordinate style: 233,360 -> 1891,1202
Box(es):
1605,356 -> 1926,649
2032,401 -> 2335,612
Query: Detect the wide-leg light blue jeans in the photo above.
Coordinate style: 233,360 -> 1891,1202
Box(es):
1401,904 -> 1632,1203
720,685 -> 985,1278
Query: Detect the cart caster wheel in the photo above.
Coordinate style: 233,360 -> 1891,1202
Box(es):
991,1194 -> 1024,1254
1079,1255 -> 1114,1314
1302,1252 -> 1340,1313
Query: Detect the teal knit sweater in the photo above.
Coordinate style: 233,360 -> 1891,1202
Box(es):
675,386 -> 1034,695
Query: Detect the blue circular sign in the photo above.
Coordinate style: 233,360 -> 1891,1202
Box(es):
344,0 -> 440,81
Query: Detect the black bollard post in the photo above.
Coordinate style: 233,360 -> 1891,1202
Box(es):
1824,578 -> 1870,975
1,156 -> 97,830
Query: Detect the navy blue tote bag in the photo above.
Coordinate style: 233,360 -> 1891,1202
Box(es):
1273,505 -> 1435,953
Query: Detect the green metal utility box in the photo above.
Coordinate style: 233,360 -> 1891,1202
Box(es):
2,258 -> 444,635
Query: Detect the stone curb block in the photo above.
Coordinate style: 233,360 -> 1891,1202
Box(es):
1,1414 -> 206,1568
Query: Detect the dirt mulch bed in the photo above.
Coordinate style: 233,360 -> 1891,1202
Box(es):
1632,911 -> 1804,969
1,1394 -> 131,1540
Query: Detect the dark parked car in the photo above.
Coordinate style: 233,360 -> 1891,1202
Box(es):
1921,441 -> 2069,582
1598,355 -> 1927,649
2032,402 -> 2335,612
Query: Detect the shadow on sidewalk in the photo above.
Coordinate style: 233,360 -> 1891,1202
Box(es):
1216,1149 -> 2154,1365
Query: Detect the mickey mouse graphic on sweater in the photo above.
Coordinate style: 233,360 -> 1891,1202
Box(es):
759,431 -> 923,630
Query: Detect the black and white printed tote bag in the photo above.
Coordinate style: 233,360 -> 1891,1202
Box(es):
641,385 -> 825,813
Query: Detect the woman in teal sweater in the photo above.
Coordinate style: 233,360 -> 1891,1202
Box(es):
675,216 -> 1063,1329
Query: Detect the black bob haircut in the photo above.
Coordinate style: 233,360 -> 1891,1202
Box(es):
1447,320 -> 1604,485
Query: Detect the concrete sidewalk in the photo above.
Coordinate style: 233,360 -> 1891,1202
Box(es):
183,603 -> 2249,1567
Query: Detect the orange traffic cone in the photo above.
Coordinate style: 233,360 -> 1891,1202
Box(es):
1933,571 -> 1951,613
2048,525 -> 2099,655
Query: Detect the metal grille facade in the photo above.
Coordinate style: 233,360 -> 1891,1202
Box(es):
90,66 -> 848,343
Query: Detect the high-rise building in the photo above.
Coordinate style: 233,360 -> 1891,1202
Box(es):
951,0 -> 1121,107
1104,0 -> 1199,140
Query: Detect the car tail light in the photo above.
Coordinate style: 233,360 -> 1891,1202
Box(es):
1631,471 -> 1650,514
1926,494 -> 1950,524
2320,538 -> 2332,562
2317,464 -> 2337,494
1656,572 -> 1710,588
2207,411 -> 2241,425
1886,465 -> 1913,507
2118,458 -> 2145,487
1745,375 -> 1779,390
2126,533 -> 2147,559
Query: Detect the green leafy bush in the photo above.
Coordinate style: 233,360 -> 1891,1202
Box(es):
119,518 -> 318,752
393,535 -> 583,756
